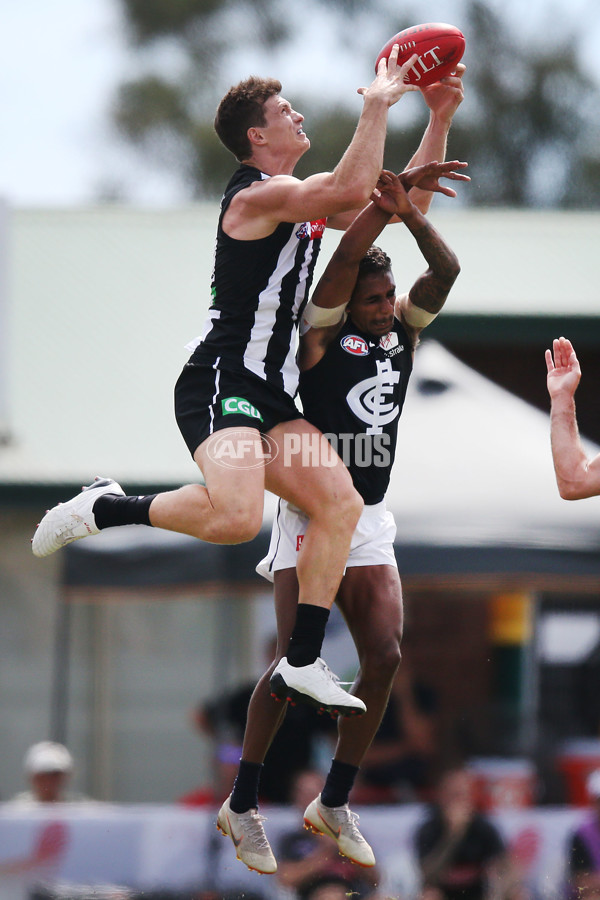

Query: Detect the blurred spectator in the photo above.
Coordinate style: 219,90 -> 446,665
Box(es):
414,768 -> 512,900
275,769 -> 380,900
566,768 -> 600,899
177,739 -> 242,808
181,636 -> 335,806
298,876 -> 366,900
354,644 -> 439,803
7,741 -> 89,805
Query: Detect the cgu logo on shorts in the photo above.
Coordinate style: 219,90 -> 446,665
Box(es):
295,218 -> 326,240
296,534 -> 304,552
221,396 -> 264,422
341,334 -> 370,356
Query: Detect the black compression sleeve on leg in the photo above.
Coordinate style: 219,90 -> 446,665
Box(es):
93,493 -> 157,529
286,603 -> 330,668
230,760 -> 264,813
321,758 -> 359,809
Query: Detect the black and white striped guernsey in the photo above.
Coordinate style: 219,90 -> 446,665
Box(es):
191,164 -> 325,398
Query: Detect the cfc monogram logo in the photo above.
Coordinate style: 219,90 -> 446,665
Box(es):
346,359 -> 400,434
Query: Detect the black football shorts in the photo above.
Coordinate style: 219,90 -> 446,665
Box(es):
174,360 -> 303,457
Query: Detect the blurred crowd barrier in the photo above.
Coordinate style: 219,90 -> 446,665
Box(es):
0,802 -> 586,900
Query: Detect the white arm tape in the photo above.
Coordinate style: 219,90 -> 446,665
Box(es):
402,295 -> 438,328
302,300 -> 348,328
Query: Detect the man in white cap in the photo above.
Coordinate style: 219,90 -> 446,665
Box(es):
567,768 -> 600,898
8,741 -> 85,805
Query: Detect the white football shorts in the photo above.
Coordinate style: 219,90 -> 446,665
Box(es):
256,497 -> 397,583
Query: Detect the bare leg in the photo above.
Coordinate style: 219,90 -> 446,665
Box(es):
265,419 -> 363,608
241,568 -> 300,762
148,427 -> 267,543
334,564 -> 403,765
223,420 -> 363,796
301,568 -> 398,870
240,563 -> 400,767
149,420 -> 363,568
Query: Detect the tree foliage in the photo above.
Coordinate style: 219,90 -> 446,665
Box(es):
109,0 -> 600,206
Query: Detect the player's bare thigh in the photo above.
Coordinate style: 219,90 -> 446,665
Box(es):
264,418 -> 360,517
336,564 -> 403,659
193,426 -> 267,532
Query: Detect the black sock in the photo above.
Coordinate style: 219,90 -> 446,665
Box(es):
320,758 -> 359,809
230,760 -> 264,813
286,604 -> 330,667
93,493 -> 157,530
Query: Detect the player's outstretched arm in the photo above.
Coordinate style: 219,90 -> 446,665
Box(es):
306,164 -> 465,319
307,171 -> 402,309
400,159 -> 469,198
297,171 -> 403,371
236,49 -> 420,234
367,158 -> 469,228
405,63 -> 466,214
395,193 -> 460,342
546,337 -> 600,500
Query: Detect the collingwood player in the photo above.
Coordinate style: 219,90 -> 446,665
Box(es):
219,168 -> 464,873
32,59 -> 465,726
31,55 -> 420,712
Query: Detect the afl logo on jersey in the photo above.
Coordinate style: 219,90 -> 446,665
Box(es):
341,335 -> 370,356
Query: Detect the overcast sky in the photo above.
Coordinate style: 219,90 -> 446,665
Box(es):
2,0 -> 599,207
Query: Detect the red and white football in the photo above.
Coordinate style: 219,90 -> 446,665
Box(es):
375,23 -> 465,88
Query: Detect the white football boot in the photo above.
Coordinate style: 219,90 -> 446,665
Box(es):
216,795 -> 277,874
31,476 -> 124,558
270,657 -> 366,717
304,794 -> 376,867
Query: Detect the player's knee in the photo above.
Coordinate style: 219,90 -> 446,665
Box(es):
303,478 -> 362,532
220,508 -> 263,544
336,486 -> 363,532
363,640 -> 401,686
232,514 -> 263,544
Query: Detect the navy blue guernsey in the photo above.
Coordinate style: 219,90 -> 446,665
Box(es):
299,316 -> 413,504
191,164 -> 325,397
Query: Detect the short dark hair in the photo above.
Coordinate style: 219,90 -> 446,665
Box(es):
349,246 -> 393,308
357,245 -> 392,281
214,76 -> 282,162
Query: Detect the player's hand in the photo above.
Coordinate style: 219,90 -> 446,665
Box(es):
420,63 -> 466,122
400,160 -> 470,198
371,170 -> 412,215
546,337 -> 581,399
358,45 -> 420,105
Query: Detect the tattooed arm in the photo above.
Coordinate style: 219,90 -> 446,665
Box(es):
394,196 -> 460,347
299,168 -> 461,370
299,166 -> 460,371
